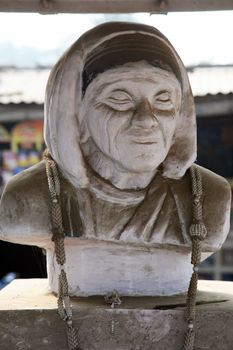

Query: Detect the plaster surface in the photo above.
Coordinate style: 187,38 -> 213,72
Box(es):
0,22 -> 231,297
0,160 -> 229,296
47,239 -> 195,296
0,279 -> 233,350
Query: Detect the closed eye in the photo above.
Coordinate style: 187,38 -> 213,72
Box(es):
103,90 -> 134,111
108,90 -> 132,102
156,91 -> 170,102
153,91 -> 174,110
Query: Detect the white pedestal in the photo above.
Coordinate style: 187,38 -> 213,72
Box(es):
47,238 -> 194,296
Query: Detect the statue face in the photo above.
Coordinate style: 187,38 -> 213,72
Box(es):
81,62 -> 181,174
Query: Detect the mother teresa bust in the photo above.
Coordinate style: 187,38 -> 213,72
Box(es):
0,22 -> 231,296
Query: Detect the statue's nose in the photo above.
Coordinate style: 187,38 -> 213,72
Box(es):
131,99 -> 156,129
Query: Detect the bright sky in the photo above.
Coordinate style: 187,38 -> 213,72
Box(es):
0,11 -> 233,66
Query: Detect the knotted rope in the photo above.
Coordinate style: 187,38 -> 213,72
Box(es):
44,150 -> 80,350
183,165 -> 207,350
44,150 -> 206,350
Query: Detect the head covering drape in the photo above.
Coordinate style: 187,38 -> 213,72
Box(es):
44,22 -> 196,189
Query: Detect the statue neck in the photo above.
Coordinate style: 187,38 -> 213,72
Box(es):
81,139 -> 157,190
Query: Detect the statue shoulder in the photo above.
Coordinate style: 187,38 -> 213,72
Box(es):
2,160 -> 48,196
195,165 -> 231,251
0,161 -> 52,247
197,164 -> 231,202
1,160 -> 49,207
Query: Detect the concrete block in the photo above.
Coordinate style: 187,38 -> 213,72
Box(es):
0,279 -> 233,350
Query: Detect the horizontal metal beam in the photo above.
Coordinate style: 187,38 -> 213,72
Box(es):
1,0 -> 233,14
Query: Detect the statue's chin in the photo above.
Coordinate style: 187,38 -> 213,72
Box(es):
118,156 -> 164,174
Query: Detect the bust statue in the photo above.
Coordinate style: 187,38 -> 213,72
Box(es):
0,22 -> 231,297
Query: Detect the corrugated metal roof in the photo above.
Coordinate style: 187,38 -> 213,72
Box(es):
0,68 -> 50,104
0,66 -> 233,104
188,66 -> 233,96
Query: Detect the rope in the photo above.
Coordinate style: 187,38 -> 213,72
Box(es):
105,291 -> 122,335
183,165 -> 207,350
44,149 -> 207,349
44,150 -> 81,350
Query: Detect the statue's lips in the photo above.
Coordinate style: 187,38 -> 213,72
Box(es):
129,137 -> 158,145
131,141 -> 158,145
127,129 -> 159,145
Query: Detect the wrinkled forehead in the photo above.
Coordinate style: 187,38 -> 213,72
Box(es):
82,30 -> 182,95
83,61 -> 181,100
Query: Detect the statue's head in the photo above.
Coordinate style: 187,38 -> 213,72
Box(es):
80,61 -> 181,177
44,22 -> 196,189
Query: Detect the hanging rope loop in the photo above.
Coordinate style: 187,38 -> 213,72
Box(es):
182,165 -> 207,350
44,149 -> 207,350
44,150 -> 81,350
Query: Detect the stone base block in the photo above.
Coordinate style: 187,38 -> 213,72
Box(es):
0,279 -> 233,350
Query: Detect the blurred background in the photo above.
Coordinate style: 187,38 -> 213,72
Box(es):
0,8 -> 232,288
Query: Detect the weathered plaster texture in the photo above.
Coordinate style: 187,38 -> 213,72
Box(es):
0,22 -> 231,297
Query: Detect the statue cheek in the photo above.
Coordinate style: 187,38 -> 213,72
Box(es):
157,114 -> 176,139
87,109 -> 115,154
